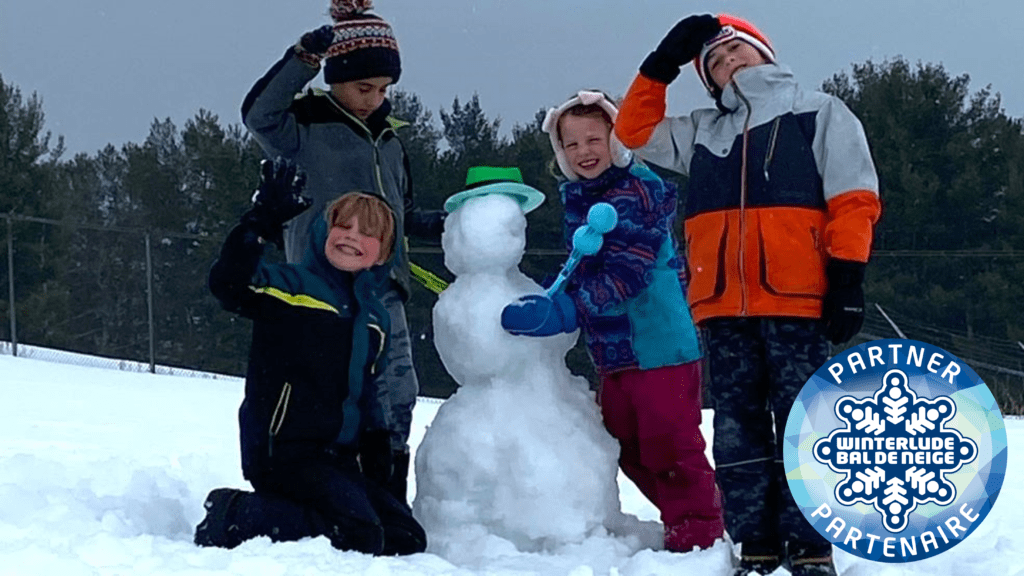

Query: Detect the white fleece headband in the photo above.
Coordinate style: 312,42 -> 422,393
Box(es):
542,91 -> 632,181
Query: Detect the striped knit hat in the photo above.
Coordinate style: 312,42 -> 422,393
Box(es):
693,14 -> 774,97
323,0 -> 401,84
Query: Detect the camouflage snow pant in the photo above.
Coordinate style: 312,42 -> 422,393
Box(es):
382,288 -> 419,452
702,317 -> 831,552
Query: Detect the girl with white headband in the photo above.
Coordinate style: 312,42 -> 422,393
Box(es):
501,89 -> 723,554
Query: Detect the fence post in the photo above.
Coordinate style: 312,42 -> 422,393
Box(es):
145,232 -> 155,373
6,214 -> 16,357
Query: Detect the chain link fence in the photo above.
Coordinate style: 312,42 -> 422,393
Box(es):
0,213 -> 593,398
2,213 -> 1022,410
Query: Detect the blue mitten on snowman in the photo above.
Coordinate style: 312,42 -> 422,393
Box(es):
501,293 -> 578,336
501,202 -> 617,338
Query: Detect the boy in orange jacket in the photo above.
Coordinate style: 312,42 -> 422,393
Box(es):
616,13 -> 881,576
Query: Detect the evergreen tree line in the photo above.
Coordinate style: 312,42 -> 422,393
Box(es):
1,57 -> 1022,411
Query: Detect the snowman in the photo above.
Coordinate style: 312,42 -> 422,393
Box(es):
413,167 -> 624,556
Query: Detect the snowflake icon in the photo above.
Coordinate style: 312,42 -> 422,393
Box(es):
813,369 -> 978,532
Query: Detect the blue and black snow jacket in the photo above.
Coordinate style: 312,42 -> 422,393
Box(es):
209,213 -> 392,481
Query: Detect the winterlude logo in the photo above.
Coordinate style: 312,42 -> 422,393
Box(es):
784,339 -> 1007,563
813,368 -> 978,533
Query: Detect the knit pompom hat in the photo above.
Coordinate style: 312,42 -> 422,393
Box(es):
323,0 -> 401,84
693,14 -> 775,98
541,91 -> 632,182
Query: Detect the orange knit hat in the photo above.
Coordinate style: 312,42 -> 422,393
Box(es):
693,14 -> 775,97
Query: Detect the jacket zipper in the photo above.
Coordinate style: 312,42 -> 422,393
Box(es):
734,81 -> 753,316
368,323 -> 386,374
328,97 -> 392,199
267,382 -> 293,457
372,147 -> 386,198
763,117 -> 781,182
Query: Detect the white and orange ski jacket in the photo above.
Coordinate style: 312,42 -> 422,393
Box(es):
616,63 -> 881,324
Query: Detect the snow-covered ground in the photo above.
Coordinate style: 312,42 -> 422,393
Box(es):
0,349 -> 1020,575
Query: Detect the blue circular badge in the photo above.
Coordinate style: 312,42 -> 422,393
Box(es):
784,339 -> 1007,563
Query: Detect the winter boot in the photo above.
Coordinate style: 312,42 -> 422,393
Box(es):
664,516 -> 724,552
194,487 -> 246,548
232,490 -> 330,544
731,540 -> 783,576
789,563 -> 838,576
788,542 -> 838,576
194,487 -> 334,549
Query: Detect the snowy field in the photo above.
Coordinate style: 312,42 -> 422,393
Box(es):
0,349 -> 1020,575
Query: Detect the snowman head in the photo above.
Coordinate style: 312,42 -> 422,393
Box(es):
443,194 -> 528,276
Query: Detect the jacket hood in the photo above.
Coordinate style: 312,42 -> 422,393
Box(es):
717,63 -> 796,116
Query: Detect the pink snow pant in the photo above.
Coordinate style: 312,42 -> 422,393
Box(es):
599,362 -> 724,551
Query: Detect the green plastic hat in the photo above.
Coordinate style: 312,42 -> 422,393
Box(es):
443,166 -> 546,214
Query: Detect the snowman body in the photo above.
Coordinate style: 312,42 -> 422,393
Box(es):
413,194 -> 621,554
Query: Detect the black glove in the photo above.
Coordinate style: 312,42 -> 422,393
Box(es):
295,24 -> 334,65
640,14 -> 722,84
241,157 -> 312,251
358,430 -> 394,487
822,259 -> 866,345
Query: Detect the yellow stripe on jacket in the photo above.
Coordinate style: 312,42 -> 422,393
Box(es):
251,286 -> 340,314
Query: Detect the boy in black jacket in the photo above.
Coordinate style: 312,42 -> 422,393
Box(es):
193,158 -> 426,556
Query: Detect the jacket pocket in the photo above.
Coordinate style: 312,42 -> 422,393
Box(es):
267,382 -> 293,456
685,212 -> 728,305
758,210 -> 827,296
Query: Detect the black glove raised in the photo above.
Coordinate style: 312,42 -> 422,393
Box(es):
358,430 -> 394,487
822,259 -> 866,345
242,157 -> 312,251
295,24 -> 334,66
640,14 -> 721,84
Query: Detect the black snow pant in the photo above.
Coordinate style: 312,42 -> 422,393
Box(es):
194,452 -> 426,555
702,317 -> 832,558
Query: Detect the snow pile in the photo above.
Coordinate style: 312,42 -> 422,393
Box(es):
0,352 -> 1021,574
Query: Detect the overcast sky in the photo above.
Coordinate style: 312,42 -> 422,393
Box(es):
2,0 -> 1022,156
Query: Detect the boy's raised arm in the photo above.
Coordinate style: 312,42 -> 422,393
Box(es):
209,159 -> 313,316
241,36 -> 324,157
616,75 -> 670,150
617,13 -> 718,149
617,15 -> 720,173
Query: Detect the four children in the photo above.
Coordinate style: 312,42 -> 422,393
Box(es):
202,4 -> 881,571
